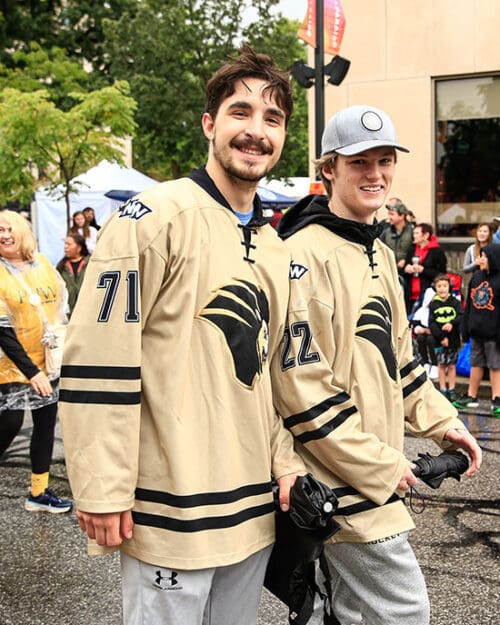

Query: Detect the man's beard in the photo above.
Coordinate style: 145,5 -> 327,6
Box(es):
212,135 -> 276,183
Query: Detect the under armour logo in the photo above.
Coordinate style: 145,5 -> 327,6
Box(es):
154,570 -> 181,590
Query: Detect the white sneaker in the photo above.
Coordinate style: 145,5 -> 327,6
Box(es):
428,365 -> 439,380
423,363 -> 431,375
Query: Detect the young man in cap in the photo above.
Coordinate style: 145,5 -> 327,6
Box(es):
59,45 -> 306,625
271,104 -> 482,625
380,197 -> 414,271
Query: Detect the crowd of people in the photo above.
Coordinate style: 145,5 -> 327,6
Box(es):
0,44 -> 497,625
378,200 -> 500,415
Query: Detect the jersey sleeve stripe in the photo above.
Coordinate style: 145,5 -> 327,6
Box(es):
59,389 -> 141,405
132,502 -> 274,533
292,405 -> 358,443
61,365 -> 141,380
399,357 -> 420,379
402,372 -> 427,398
135,481 -> 272,508
283,392 -> 351,428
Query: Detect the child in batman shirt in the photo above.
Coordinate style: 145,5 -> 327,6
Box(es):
428,274 -> 463,402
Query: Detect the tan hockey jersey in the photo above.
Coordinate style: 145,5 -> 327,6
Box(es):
272,197 -> 467,543
59,172 -> 305,569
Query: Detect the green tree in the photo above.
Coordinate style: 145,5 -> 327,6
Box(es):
0,0 -> 135,77
103,0 -> 309,180
0,81 -> 137,227
0,43 -> 91,110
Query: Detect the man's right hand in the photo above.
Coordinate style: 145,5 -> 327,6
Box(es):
397,464 -> 419,491
76,510 -> 134,547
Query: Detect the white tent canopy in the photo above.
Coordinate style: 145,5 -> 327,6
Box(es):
34,160 -> 157,265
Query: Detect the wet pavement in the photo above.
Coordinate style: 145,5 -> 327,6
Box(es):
0,404 -> 498,625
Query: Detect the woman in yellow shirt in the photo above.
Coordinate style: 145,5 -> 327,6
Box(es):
0,210 -> 71,513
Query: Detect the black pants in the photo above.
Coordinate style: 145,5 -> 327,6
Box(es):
0,403 -> 57,473
416,333 -> 437,366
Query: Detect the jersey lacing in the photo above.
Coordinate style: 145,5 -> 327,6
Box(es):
364,245 -> 379,279
238,224 -> 257,264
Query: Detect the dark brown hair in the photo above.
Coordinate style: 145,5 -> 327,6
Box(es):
205,43 -> 293,127
433,273 -> 450,286
416,222 -> 433,237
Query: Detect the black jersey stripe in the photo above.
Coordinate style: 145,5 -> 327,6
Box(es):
400,358 -> 419,379
284,392 -> 351,429
336,493 -> 402,516
132,501 -> 274,533
402,372 -> 427,398
59,389 -> 141,405
333,485 -> 358,497
61,365 -> 140,380
135,481 -> 272,508
294,405 -> 358,444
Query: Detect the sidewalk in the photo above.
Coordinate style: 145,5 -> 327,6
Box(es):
1,412 -> 498,625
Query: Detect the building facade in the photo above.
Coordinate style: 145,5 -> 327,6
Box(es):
307,0 -> 500,255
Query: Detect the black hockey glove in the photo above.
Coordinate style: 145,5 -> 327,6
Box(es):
412,450 -> 469,489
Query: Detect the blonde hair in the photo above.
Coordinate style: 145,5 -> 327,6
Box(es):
474,223 -> 493,259
313,153 -> 336,197
0,210 -> 38,261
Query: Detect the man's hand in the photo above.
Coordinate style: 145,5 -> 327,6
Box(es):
397,464 -> 419,491
76,510 -> 134,547
276,472 -> 306,512
444,429 -> 482,476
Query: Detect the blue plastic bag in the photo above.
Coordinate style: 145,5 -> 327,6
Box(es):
456,340 -> 471,377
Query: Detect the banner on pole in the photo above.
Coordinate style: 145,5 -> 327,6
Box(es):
298,0 -> 346,55
297,0 -> 316,48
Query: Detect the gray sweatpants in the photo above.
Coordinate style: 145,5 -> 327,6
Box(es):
311,533 -> 430,625
120,545 -> 272,625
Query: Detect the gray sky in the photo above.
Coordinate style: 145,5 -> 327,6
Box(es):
275,0 -> 308,22
243,1 -> 307,26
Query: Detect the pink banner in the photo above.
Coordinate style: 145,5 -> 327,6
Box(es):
297,0 -> 346,55
324,0 -> 345,55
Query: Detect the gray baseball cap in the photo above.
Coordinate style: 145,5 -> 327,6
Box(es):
321,105 -> 410,156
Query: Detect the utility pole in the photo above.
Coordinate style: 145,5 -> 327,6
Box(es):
314,0 -> 325,159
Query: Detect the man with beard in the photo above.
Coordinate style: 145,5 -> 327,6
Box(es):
59,44 -> 305,625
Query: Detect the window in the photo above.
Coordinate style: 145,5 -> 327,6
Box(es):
435,75 -> 500,237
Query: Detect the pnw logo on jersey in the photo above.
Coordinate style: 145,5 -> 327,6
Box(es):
117,198 -> 152,221
355,295 -> 397,381
197,279 -> 270,388
289,261 -> 308,280
471,281 -> 494,311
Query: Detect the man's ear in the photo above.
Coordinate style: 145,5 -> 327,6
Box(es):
322,162 -> 335,182
202,112 -> 215,140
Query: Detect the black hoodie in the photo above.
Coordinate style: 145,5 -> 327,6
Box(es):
277,194 -> 384,277
462,243 -> 500,343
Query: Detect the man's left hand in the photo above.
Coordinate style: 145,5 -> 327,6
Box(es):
444,428 -> 482,476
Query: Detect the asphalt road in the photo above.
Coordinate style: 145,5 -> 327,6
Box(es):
0,404 -> 498,625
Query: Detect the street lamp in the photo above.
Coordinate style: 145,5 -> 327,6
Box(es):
291,0 -> 350,158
